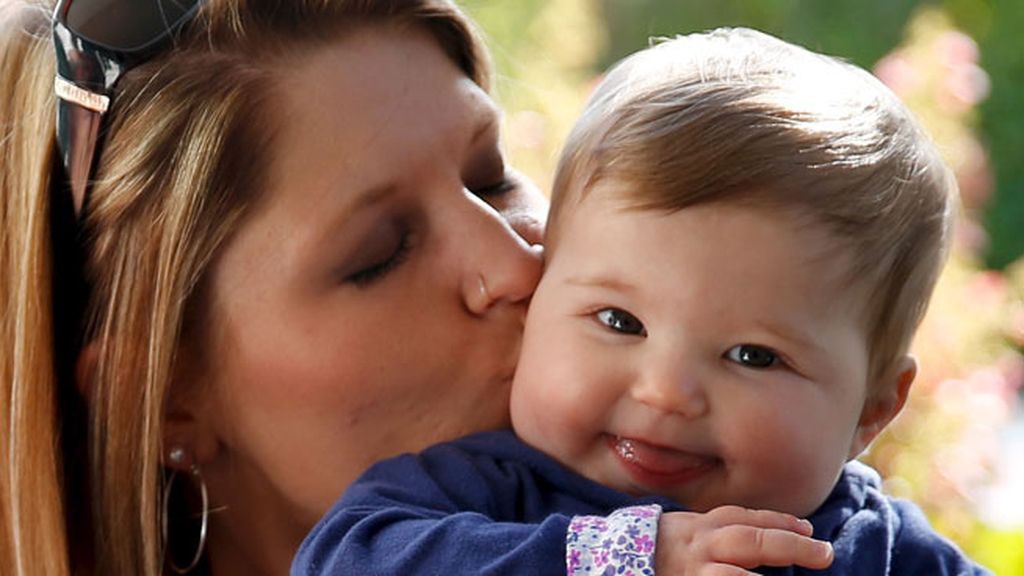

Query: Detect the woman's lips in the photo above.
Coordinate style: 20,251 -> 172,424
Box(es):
610,435 -> 719,487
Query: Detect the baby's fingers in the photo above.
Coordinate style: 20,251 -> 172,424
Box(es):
703,505 -> 814,537
692,566 -> 761,576
708,524 -> 834,570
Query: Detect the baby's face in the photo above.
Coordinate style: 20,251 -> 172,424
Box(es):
511,182 -> 881,517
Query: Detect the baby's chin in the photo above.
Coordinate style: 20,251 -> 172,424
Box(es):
683,466 -> 845,518
682,491 -> 832,519
571,476 -> 829,517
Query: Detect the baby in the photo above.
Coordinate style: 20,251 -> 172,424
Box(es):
293,28 -> 990,575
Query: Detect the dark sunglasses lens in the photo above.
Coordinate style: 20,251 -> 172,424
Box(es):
65,0 -> 201,52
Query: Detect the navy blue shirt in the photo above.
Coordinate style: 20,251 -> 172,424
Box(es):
293,430 -> 990,575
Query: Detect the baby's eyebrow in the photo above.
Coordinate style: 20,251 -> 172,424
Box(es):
564,275 -> 639,297
751,318 -> 822,355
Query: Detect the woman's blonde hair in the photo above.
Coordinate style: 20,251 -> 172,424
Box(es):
0,1 -> 490,574
549,27 -> 957,383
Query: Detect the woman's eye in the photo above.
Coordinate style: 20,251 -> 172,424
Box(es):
596,308 -> 647,336
725,344 -> 780,369
470,174 -> 516,198
345,231 -> 412,288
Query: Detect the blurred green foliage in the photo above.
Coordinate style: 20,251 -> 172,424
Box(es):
966,0 -> 1024,269
598,0 -> 1024,269
598,0 -> 920,69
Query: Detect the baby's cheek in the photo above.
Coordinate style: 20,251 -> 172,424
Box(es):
734,423 -> 841,516
511,374 -> 585,457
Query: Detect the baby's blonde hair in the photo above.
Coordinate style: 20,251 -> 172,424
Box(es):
549,27 -> 956,382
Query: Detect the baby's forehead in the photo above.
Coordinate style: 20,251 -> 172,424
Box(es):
561,180 -> 858,268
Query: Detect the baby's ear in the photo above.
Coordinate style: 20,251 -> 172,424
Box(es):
848,355 -> 917,459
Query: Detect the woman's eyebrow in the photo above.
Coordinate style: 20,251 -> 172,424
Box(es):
463,86 -> 502,141
341,183 -> 398,218
469,112 -> 500,147
311,183 -> 400,251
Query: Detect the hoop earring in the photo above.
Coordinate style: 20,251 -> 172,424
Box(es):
162,462 -> 209,574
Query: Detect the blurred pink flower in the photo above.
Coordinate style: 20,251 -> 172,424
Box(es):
935,371 -> 1014,424
508,110 -> 550,151
967,271 -> 1009,309
996,353 -> 1024,397
873,52 -> 921,97
955,137 -> 994,211
937,63 -> 990,113
953,218 -> 990,257
935,30 -> 980,67
1010,304 -> 1024,348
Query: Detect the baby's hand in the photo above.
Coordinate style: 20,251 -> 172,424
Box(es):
655,505 -> 833,575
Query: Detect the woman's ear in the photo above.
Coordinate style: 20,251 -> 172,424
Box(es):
77,340 -> 220,470
162,346 -> 221,470
848,355 -> 917,459
75,341 -> 100,399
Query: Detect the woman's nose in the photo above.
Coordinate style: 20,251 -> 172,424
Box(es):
630,358 -> 709,419
460,193 -> 544,315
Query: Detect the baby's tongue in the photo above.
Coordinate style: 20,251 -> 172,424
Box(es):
614,437 -> 713,474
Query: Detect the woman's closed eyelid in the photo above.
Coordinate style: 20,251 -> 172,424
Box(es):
463,133 -> 509,196
338,219 -> 415,288
348,233 -> 411,287
469,173 -> 515,198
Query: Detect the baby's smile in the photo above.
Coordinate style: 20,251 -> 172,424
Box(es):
608,434 -> 721,490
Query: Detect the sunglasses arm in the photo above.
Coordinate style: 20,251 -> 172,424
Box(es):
54,79 -> 106,218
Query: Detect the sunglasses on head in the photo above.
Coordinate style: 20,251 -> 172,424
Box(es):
53,0 -> 204,219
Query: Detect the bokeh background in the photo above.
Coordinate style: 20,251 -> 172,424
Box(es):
461,1 -> 1024,573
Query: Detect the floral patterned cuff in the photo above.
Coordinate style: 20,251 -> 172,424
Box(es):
566,504 -> 661,575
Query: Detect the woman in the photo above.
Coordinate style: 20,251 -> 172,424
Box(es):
0,1 -> 547,574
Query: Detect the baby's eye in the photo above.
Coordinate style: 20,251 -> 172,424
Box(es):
596,308 -> 647,336
724,344 -> 780,369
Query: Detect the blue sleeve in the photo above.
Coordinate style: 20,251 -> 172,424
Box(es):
291,444 -> 572,576
888,499 -> 993,576
805,497 -> 991,576
760,463 -> 993,576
